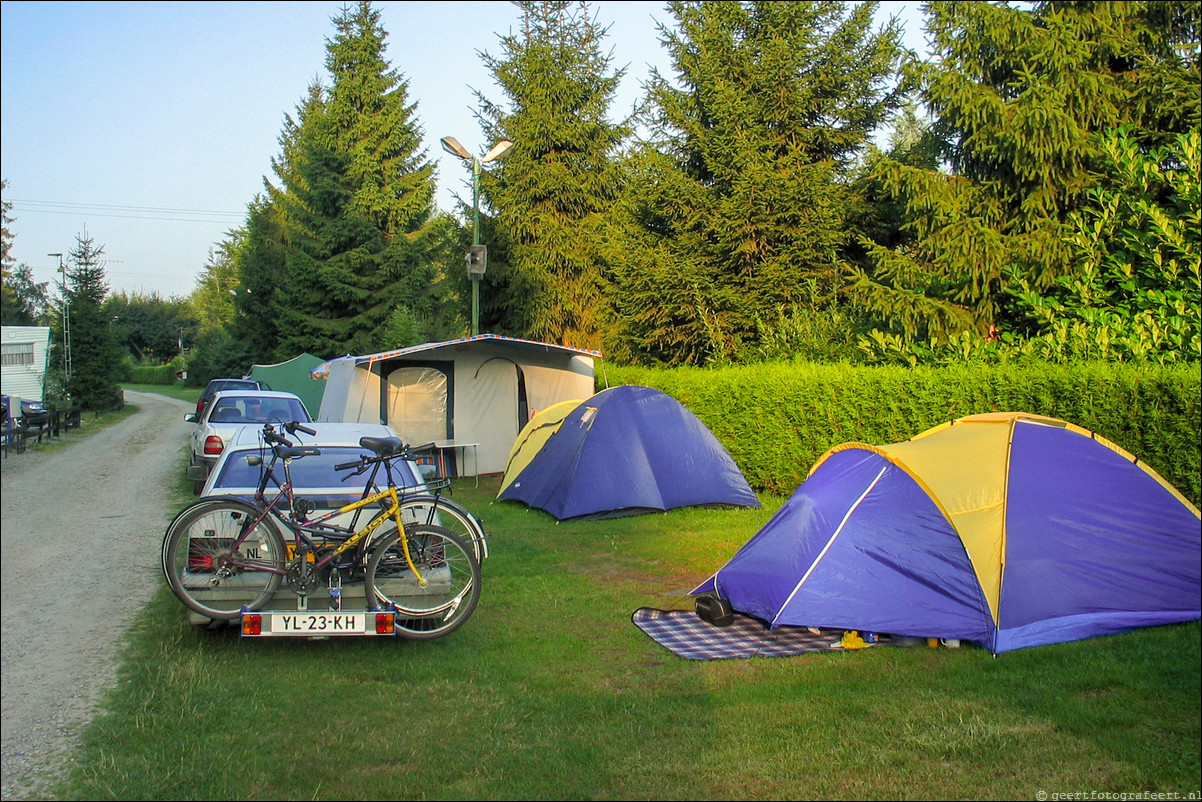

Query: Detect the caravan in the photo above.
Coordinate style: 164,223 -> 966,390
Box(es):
317,334 -> 599,477
1,326 -> 53,409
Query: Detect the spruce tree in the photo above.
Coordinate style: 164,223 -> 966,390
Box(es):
269,1 -> 438,357
64,232 -> 123,411
232,196 -> 287,361
849,0 -> 1201,346
610,0 -> 903,365
474,0 -> 630,349
234,82 -> 325,361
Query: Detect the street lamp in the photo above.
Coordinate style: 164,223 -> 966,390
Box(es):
440,136 -> 513,336
48,252 -> 71,381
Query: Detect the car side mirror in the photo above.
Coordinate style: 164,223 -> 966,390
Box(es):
184,413 -> 197,423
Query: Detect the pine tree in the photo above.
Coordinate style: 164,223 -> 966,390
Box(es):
849,0 -> 1201,346
228,81 -> 327,362
231,196 -> 286,361
474,0 -> 631,349
610,0 -> 903,365
64,232 -> 123,411
269,1 -> 438,358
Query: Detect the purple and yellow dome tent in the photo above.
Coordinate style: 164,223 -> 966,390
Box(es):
694,413 -> 1201,654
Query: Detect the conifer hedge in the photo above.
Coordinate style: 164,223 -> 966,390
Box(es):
128,364 -> 178,385
601,361 -> 1200,506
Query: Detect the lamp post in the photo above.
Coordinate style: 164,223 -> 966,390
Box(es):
440,136 -> 513,336
48,252 -> 71,381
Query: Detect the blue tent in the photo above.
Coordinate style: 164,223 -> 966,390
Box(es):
497,385 -> 760,521
693,413 -> 1201,653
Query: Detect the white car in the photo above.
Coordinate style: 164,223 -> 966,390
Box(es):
185,389 -> 312,493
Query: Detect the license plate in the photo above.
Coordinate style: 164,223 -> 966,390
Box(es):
260,612 -> 369,636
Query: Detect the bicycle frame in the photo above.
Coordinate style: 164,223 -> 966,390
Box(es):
216,445 -> 428,587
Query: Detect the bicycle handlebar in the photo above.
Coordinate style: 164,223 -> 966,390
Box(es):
333,440 -> 429,474
261,421 -> 317,449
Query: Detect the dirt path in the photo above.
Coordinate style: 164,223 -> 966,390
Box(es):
1,391 -> 191,801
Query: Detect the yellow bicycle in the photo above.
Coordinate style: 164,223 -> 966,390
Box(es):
162,422 -> 481,639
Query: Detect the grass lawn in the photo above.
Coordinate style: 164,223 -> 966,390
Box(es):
57,401 -> 1201,800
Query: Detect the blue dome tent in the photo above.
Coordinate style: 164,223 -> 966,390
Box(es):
498,385 -> 760,521
694,413 -> 1201,654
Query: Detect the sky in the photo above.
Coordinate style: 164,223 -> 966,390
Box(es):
1,0 -> 928,301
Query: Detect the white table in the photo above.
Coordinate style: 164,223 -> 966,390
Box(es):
433,440 -> 479,486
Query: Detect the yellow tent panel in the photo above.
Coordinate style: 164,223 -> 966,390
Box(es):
498,399 -> 583,494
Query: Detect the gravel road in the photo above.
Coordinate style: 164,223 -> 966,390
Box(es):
1,391 -> 191,801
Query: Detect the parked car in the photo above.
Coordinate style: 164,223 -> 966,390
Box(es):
18,399 -> 49,427
7,399 -> 50,433
196,421 -> 427,509
195,377 -> 264,417
184,389 -> 311,493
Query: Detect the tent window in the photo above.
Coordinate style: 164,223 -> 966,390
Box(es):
386,367 -> 449,445
2,343 -> 35,367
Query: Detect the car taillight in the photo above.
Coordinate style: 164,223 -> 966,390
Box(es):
204,435 -> 224,456
242,614 -> 262,636
375,613 -> 396,635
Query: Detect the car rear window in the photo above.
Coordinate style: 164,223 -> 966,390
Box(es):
213,447 -> 423,493
206,380 -> 258,395
204,396 -> 311,424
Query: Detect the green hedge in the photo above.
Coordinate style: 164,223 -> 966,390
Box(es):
601,361 -> 1201,506
128,364 -> 179,385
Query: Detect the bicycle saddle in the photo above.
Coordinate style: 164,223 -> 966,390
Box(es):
360,436 -> 405,457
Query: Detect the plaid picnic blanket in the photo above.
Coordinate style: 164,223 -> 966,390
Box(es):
631,607 -> 842,660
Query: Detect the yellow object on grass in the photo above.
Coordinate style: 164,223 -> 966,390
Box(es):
839,630 -> 871,649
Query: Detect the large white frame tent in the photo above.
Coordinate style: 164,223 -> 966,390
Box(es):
317,335 -> 600,476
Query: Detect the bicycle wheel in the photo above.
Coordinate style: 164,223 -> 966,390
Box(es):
365,523 -> 481,640
163,499 -> 286,621
398,495 -> 489,562
161,498 -> 232,580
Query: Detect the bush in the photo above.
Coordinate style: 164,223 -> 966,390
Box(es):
183,330 -> 256,388
128,363 -> 181,385
602,360 -> 1200,505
